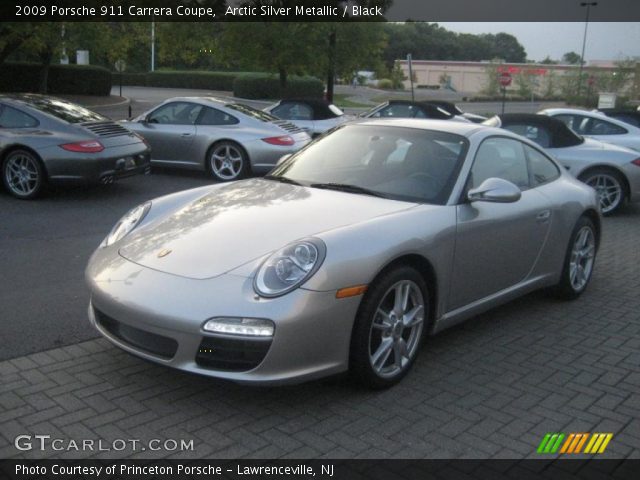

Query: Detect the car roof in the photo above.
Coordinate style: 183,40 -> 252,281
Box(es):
492,113 -> 584,148
356,117 -> 485,137
161,96 -> 231,107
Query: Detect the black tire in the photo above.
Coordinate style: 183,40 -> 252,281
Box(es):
207,141 -> 249,182
578,167 -> 627,215
350,265 -> 429,389
2,149 -> 45,199
551,216 -> 598,300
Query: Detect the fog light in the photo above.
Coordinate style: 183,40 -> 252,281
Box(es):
203,317 -> 274,337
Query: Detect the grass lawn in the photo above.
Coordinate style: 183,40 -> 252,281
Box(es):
332,94 -> 371,109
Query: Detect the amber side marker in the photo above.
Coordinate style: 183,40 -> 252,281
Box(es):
336,285 -> 368,299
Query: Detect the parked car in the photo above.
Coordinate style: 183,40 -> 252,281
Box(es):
485,113 -> 640,214
87,119 -> 600,388
425,100 -> 487,123
263,98 -> 353,137
125,97 -> 311,181
0,94 -> 150,199
540,108 -> 640,152
361,100 -> 470,122
596,108 -> 640,129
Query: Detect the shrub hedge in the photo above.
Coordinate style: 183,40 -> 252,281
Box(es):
118,71 -> 253,91
0,63 -> 111,95
232,73 -> 324,99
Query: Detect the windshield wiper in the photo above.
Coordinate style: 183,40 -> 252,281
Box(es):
309,182 -> 387,198
264,175 -> 303,186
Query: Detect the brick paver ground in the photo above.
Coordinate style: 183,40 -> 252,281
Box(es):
1,205 -> 639,459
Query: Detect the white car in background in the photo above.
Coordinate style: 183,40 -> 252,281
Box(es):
540,108 -> 640,152
486,113 -> 640,214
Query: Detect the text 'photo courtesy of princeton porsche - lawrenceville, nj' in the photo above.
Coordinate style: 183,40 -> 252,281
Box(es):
1,1 -> 640,479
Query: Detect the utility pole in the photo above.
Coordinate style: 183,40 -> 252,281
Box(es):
151,18 -> 156,72
326,27 -> 336,103
577,2 -> 597,101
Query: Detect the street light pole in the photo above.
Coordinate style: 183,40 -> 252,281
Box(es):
151,17 -> 156,72
577,2 -> 597,101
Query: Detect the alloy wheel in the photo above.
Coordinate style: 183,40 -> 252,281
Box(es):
368,280 -> 425,379
569,226 -> 596,292
210,144 -> 244,181
585,173 -> 622,214
4,153 -> 40,197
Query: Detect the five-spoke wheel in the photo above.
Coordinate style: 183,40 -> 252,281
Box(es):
580,169 -> 626,215
2,150 -> 44,199
209,142 -> 248,181
351,266 -> 428,388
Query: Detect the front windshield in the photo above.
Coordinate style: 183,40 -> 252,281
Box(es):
269,124 -> 469,204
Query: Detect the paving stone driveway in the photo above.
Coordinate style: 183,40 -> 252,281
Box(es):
1,205 -> 639,460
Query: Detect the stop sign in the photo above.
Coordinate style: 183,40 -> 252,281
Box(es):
499,72 -> 512,87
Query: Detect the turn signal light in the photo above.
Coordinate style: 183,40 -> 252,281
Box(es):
60,140 -> 105,153
262,135 -> 295,146
631,158 -> 640,167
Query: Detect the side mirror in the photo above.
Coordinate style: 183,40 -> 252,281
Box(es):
467,177 -> 521,203
276,154 -> 291,166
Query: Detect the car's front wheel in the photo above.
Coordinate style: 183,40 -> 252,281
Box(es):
579,168 -> 626,215
2,149 -> 45,199
208,141 -> 249,182
551,216 -> 598,300
350,266 -> 428,389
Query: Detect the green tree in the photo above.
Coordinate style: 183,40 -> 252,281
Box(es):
562,51 -> 582,65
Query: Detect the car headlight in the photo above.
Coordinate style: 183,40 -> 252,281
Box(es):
254,239 -> 326,297
101,202 -> 151,247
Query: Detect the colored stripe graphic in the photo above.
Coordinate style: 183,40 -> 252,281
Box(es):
537,433 -> 565,453
538,433 -> 613,454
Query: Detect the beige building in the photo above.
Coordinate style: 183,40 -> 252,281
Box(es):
396,59 -> 630,96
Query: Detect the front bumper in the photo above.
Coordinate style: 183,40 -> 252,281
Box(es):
86,251 -> 361,385
41,144 -> 151,185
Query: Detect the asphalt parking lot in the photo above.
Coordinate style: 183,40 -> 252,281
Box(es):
1,165 -> 639,459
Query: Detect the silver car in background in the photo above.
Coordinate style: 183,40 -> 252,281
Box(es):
1,94 -> 150,199
486,113 -> 640,214
125,97 -> 311,181
87,119 -> 600,388
263,98 -> 353,137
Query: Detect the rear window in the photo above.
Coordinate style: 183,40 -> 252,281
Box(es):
227,103 -> 278,122
16,96 -> 105,124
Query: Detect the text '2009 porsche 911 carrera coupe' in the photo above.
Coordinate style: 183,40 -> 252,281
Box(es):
86,119 -> 601,388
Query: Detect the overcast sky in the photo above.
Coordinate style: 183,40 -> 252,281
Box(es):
437,23 -> 640,62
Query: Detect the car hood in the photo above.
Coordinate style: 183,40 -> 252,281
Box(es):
118,178 -> 416,279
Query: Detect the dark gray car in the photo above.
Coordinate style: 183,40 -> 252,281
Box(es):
0,94 -> 150,199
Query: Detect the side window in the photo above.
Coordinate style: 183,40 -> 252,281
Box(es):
272,103 -> 313,120
470,137 -> 530,189
524,144 -> 560,186
377,104 -> 420,118
555,114 -> 584,134
611,113 -> 640,128
148,102 -> 202,125
502,124 -> 552,148
585,118 -> 627,135
0,105 -> 38,128
198,107 -> 239,126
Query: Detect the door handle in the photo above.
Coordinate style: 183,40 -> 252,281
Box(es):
536,210 -> 551,223
180,133 -> 192,137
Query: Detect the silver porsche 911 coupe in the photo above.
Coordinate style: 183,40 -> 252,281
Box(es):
124,97 -> 310,181
1,94 -> 150,199
86,119 -> 601,388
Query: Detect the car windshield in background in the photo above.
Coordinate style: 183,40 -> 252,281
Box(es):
227,103 -> 278,122
329,104 -> 344,116
270,125 -> 468,204
16,95 -> 106,124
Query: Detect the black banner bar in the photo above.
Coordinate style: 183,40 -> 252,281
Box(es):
2,0 -> 640,22
1,460 -> 639,480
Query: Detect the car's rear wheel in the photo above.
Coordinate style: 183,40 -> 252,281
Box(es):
350,266 -> 428,389
579,168 -> 626,215
551,216 -> 598,300
208,141 -> 249,182
2,149 -> 45,199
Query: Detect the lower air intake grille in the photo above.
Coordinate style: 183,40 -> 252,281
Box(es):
196,336 -> 271,372
94,309 -> 178,359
